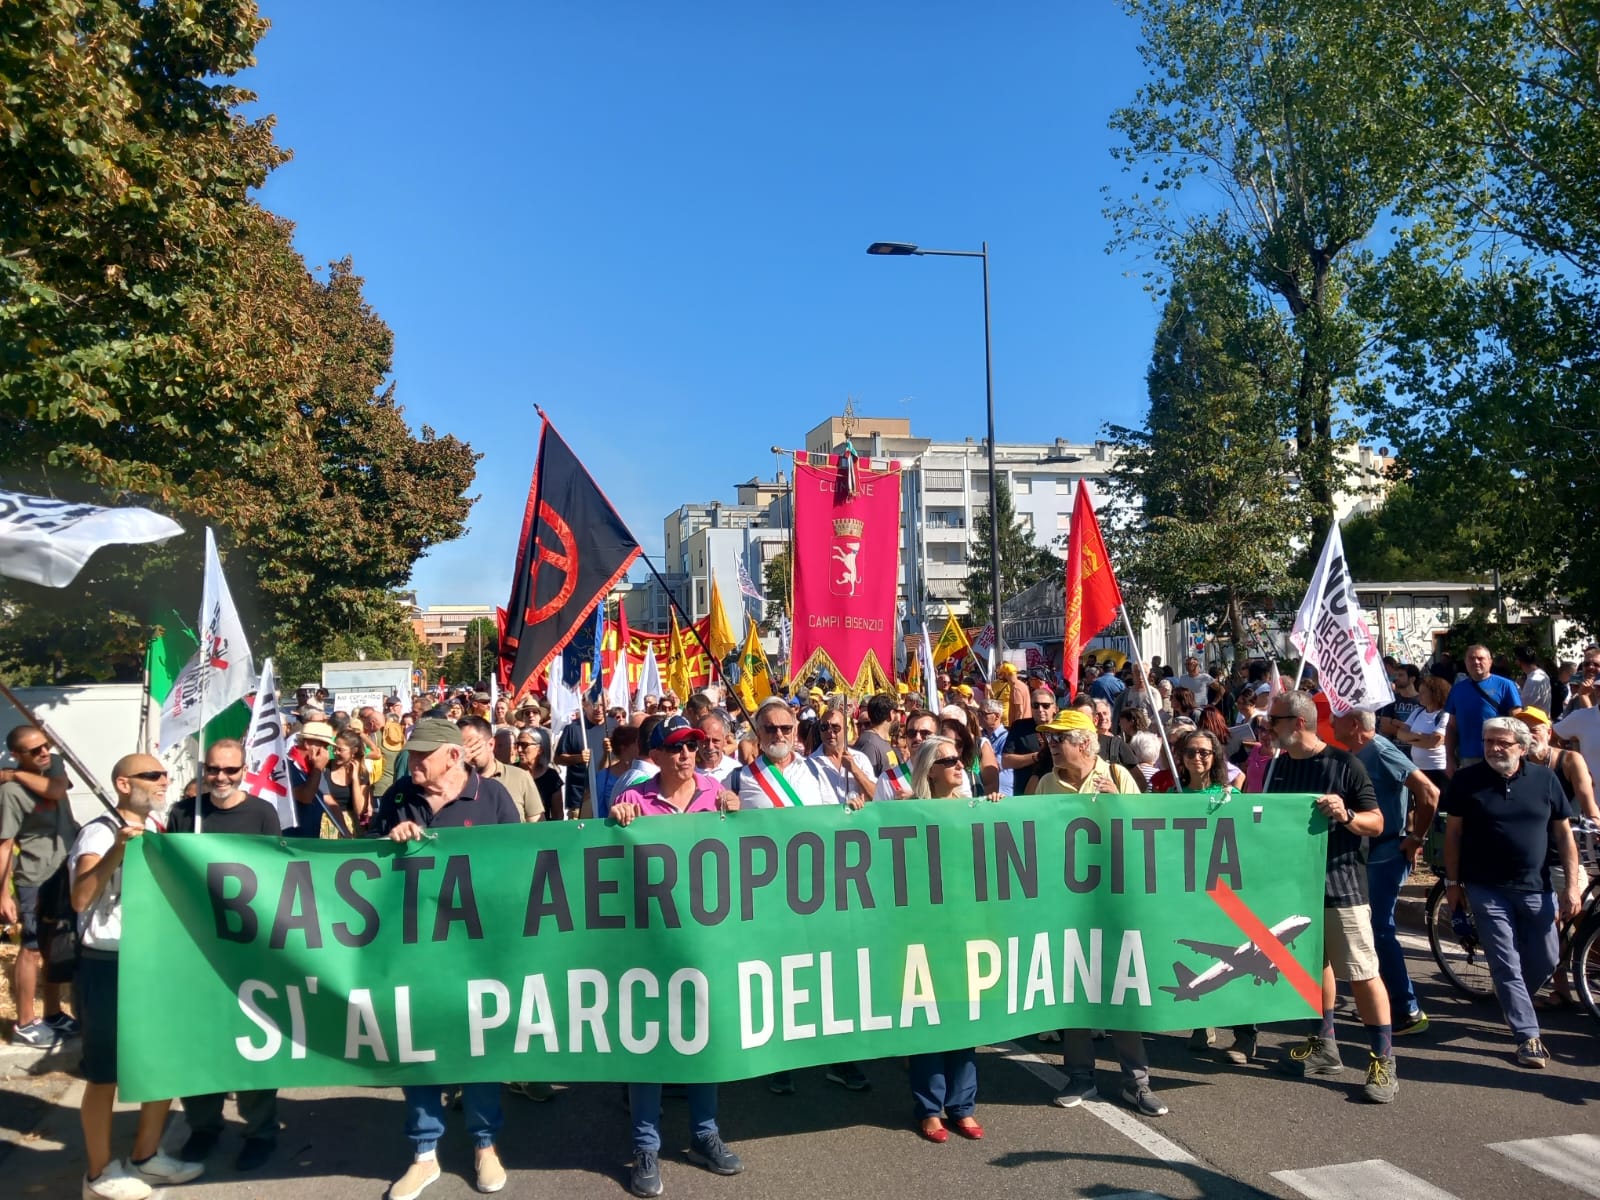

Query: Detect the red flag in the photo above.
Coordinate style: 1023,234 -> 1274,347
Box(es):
612,599 -> 632,693
1063,482 -> 1123,699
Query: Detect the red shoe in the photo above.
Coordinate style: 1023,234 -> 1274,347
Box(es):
918,1118 -> 948,1144
951,1118 -> 985,1140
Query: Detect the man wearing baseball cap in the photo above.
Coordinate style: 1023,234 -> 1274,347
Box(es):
610,717 -> 740,1195
372,717 -> 521,1199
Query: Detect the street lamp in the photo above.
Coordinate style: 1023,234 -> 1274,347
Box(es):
867,240 -> 1003,655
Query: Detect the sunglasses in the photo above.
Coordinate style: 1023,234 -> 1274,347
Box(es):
664,743 -> 699,756
1044,732 -> 1080,746
933,755 -> 963,769
822,723 -> 845,733
128,770 -> 169,781
759,723 -> 796,736
1182,748 -> 1214,759
17,743 -> 51,755
203,764 -> 244,776
908,728 -> 936,740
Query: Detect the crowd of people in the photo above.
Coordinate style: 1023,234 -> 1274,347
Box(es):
2,640 -> 1597,1199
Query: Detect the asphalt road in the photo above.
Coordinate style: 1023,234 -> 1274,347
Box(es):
3,940 -> 1597,1200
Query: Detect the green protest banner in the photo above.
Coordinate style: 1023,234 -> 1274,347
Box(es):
118,792 -> 1328,1100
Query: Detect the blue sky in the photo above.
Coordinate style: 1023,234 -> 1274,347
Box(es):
244,1 -> 1157,607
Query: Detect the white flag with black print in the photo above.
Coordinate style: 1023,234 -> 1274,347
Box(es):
1290,523 -> 1393,714
241,658 -> 296,830
0,488 -> 183,587
161,528 -> 256,744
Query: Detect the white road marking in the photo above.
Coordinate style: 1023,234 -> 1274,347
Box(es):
1272,1159 -> 1462,1200
1398,930 -> 1432,953
1489,1133 -> 1600,1198
988,1041 -> 1197,1165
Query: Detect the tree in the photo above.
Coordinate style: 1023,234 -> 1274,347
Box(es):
440,618 -> 498,689
1106,0 -> 1438,540
0,2 -> 478,682
761,548 -> 792,632
1105,234 -> 1308,654
963,476 -> 1058,629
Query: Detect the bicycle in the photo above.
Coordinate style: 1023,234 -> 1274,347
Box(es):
1426,821 -> 1600,1017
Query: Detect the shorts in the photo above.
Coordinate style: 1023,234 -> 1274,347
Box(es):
15,884 -> 41,951
76,950 -> 120,1084
1325,904 -> 1380,983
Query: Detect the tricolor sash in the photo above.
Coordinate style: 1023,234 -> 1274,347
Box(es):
749,754 -> 804,808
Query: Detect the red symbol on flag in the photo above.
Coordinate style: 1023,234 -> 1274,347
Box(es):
245,753 -> 287,799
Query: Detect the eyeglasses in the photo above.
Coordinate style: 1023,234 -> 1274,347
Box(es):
516,741 -> 536,749
203,764 -> 244,776
1044,732 -> 1077,746
933,755 -> 963,769
128,770 -> 169,781
17,743 -> 50,755
908,728 -> 936,740
1483,739 -> 1519,751
759,723 -> 796,736
1182,748 -> 1214,759
1268,714 -> 1297,724
664,743 -> 698,756
822,723 -> 845,733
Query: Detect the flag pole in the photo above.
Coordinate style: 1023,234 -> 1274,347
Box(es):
637,552 -> 755,727
1117,603 -> 1182,790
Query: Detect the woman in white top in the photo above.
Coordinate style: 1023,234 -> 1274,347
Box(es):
1397,675 -> 1451,787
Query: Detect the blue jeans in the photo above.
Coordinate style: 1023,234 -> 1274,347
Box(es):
402,1083 -> 503,1154
908,1049 -> 977,1119
629,1083 -> 718,1154
1464,884 -> 1559,1042
1366,847 -> 1419,1017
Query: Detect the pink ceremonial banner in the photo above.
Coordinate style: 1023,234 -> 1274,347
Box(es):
788,450 -> 901,692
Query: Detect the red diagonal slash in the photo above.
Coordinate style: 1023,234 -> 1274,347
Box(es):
1207,879 -> 1322,1014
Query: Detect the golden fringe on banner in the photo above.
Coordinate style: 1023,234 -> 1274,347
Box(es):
784,646 -> 896,697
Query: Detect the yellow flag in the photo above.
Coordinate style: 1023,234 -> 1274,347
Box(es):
707,575 -> 738,660
734,620 -> 774,712
931,610 -> 971,666
666,608 -> 693,703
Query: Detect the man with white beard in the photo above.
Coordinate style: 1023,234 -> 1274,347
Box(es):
1441,717 -> 1582,1069
727,695 -> 831,808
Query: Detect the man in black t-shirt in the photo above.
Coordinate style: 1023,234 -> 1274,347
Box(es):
1003,688 -> 1056,797
553,696 -> 615,819
1441,717 -> 1581,1069
1260,691 -> 1398,1103
167,739 -> 282,1172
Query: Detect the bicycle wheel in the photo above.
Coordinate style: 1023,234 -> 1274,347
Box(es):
1426,879 -> 1496,998
1573,912 -> 1600,1023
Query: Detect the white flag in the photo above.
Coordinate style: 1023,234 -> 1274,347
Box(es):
919,622 -> 940,714
0,488 -> 183,587
1290,523 -> 1393,714
634,645 -> 663,713
547,654 -> 581,744
161,528 -> 255,743
606,642 -> 632,712
241,658 -> 296,831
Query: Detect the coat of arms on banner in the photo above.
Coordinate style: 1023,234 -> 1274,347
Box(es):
830,518 -> 864,597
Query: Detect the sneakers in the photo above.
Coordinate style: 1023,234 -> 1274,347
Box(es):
235,1137 -> 275,1172
1121,1083 -> 1169,1116
82,1160 -> 153,1200
767,1071 -> 796,1095
1363,1053 -> 1399,1103
1050,1074 -> 1099,1108
1516,1037 -> 1550,1068
1186,1028 -> 1215,1053
1280,1035 -> 1345,1077
631,1149 -> 664,1198
179,1130 -> 218,1164
45,1012 -> 82,1037
1223,1031 -> 1258,1065
686,1133 -> 744,1176
475,1146 -> 507,1193
506,1080 -> 555,1101
825,1063 -> 871,1091
389,1157 -> 441,1200
1394,1010 -> 1430,1037
130,1151 -> 203,1186
11,1020 -> 61,1047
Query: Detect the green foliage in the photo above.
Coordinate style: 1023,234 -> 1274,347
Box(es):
1106,0 -> 1427,535
1104,235 -> 1308,653
439,618 -> 498,689
963,476 -> 1058,628
761,548 -> 792,631
0,1 -> 478,683
1339,483 -> 1487,585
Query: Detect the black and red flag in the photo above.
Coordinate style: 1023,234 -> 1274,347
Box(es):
500,415 -> 641,702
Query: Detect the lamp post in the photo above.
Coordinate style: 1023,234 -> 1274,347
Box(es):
867,241 -> 1003,655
